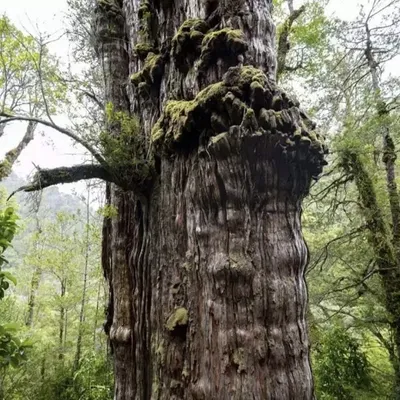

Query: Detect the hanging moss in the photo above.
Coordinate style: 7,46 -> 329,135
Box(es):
135,0 -> 158,61
171,19 -> 209,71
198,28 -> 247,71
131,52 -> 164,89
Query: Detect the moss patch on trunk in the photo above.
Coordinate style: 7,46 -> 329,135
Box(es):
165,307 -> 189,332
151,65 -> 327,176
198,28 -> 247,71
131,52 -> 164,93
171,19 -> 209,71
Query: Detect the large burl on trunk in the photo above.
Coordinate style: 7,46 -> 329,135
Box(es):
95,0 -> 327,398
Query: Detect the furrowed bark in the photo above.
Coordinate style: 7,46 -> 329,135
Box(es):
96,0 -> 327,398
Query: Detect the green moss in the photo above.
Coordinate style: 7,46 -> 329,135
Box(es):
165,307 -> 189,331
138,0 -> 156,46
238,65 -> 269,88
171,19 -> 209,71
209,132 -> 228,145
100,102 -> 154,188
134,43 -> 157,60
151,81 -> 228,149
151,64 -> 326,173
199,28 -> 247,70
0,160 -> 11,180
300,136 -> 312,145
131,52 -> 163,88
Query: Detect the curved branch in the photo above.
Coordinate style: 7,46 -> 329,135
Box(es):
8,164 -> 114,198
0,121 -> 37,180
276,5 -> 306,81
0,112 -> 107,166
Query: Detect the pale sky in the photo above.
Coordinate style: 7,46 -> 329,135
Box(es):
0,0 -> 383,194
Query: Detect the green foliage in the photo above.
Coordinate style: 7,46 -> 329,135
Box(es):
289,2 -> 329,48
0,15 -> 67,116
100,103 -> 153,186
0,206 -> 31,376
37,351 -> 113,400
0,201 -> 111,400
313,325 -> 372,399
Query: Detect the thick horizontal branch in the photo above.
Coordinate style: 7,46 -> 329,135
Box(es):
0,112 -> 107,166
9,164 -> 114,197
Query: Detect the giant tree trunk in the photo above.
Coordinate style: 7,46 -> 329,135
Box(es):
95,0 -> 326,398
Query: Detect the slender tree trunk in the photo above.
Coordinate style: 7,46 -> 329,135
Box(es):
93,280 -> 102,349
95,0 -> 326,398
26,266 -> 41,327
59,280 -> 66,360
361,24 -> 400,396
74,188 -> 91,371
26,216 -> 42,327
341,150 -> 400,396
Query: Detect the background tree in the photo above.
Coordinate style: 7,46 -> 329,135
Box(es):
0,16 -> 67,180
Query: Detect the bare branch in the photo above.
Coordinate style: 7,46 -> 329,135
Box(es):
0,112 -> 107,166
8,164 -> 114,198
0,120 -> 37,180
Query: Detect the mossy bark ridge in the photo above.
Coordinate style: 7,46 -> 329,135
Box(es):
96,0 -> 327,398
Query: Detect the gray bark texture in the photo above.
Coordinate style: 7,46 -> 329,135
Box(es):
95,0 -> 327,398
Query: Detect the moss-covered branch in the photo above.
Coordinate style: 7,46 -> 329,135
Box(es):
340,150 -> 400,316
276,5 -> 306,81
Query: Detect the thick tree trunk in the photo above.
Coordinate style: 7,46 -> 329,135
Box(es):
96,0 -> 326,398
